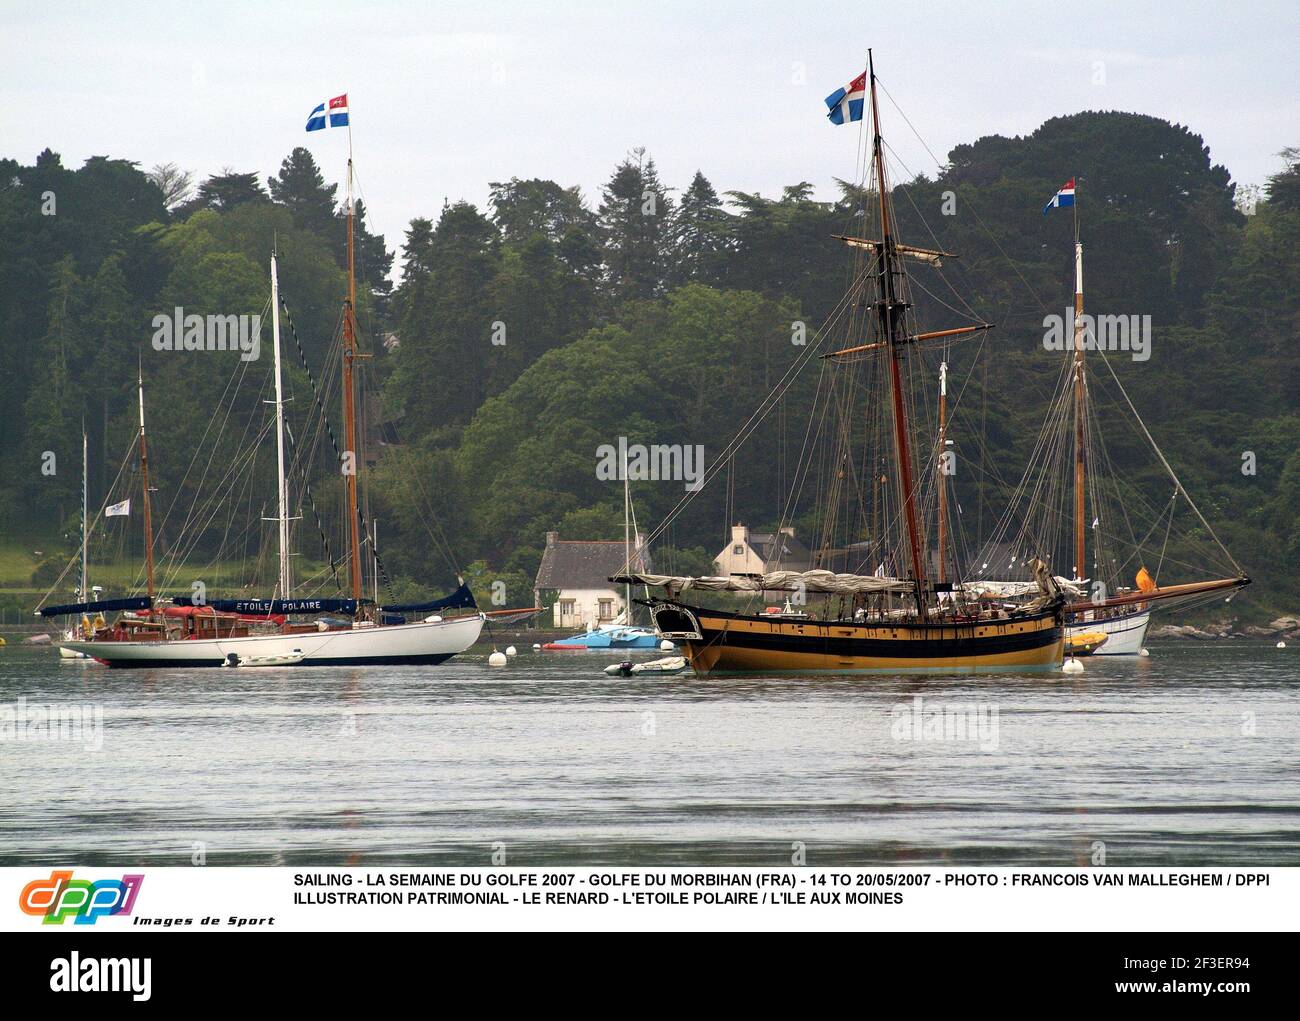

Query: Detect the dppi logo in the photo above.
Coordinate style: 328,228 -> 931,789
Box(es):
19,870 -> 143,925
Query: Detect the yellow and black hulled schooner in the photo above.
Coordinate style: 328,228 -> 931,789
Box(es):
615,53 -> 1068,675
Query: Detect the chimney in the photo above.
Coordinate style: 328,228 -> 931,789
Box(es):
546,531 -> 558,548
730,523 -> 748,544
779,526 -> 795,538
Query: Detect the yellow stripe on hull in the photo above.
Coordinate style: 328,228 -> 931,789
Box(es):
662,607 -> 1064,676
685,639 -> 1065,675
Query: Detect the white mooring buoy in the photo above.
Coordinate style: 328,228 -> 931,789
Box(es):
488,651 -> 507,667
1278,641 -> 1287,649
1139,648 -> 1150,657
659,639 -> 674,651
1062,657 -> 1085,674
532,643 -> 541,650
505,645 -> 517,657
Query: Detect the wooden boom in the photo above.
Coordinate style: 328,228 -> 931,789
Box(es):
1064,575 -> 1249,614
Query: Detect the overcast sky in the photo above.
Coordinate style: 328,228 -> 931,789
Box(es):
7,0 -> 1298,278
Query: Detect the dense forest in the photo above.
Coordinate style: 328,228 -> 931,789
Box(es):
1,111 -> 1297,621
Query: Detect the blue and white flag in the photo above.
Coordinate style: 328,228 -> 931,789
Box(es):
1042,178 -> 1075,214
824,71 -> 867,125
306,94 -> 349,132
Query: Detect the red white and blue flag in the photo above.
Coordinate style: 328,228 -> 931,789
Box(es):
1043,178 -> 1076,214
825,71 -> 866,125
306,94 -> 349,132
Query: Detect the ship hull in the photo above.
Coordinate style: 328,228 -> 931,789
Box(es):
63,613 -> 485,669
649,602 -> 1064,676
1066,608 -> 1149,656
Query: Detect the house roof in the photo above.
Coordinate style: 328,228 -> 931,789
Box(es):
534,540 -> 650,591
746,531 -> 811,567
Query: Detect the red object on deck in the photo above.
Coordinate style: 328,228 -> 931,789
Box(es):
160,605 -> 286,625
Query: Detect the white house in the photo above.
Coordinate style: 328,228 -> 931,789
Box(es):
713,523 -> 811,576
533,532 -> 649,630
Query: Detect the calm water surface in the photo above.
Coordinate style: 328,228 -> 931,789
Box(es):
1,641 -> 1297,865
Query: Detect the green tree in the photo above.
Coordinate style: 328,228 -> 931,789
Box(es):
598,148 -> 672,301
1265,146 -> 1300,212
386,201 -> 501,434
197,169 -> 269,212
268,148 -> 337,238
670,171 -> 732,286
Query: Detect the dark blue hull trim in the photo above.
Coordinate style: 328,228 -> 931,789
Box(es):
99,653 -> 458,669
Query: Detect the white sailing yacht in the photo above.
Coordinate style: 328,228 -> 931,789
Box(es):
968,181 -> 1247,654
1059,231 -> 1148,654
60,151 -> 485,666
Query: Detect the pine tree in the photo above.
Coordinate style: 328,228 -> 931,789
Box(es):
387,202 -> 501,434
597,148 -> 672,301
268,148 -> 338,238
670,171 -> 732,286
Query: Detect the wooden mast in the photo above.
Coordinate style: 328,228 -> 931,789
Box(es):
1071,196 -> 1087,581
342,126 -> 363,604
867,51 -> 927,615
936,361 -> 948,585
81,424 -> 88,602
623,445 -> 633,623
137,363 -> 156,604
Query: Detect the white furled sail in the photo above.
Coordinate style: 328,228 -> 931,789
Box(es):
614,570 -> 912,595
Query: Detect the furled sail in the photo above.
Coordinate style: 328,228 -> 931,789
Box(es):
831,235 -> 955,266
39,596 -> 153,618
170,596 -> 364,615
611,570 -> 913,595
959,576 -> 1087,600
382,582 -> 478,614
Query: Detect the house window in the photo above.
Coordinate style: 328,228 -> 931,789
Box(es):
598,599 -> 614,621
733,544 -> 744,555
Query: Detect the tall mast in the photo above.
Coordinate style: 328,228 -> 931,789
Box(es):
868,51 -> 927,614
80,425 -> 88,601
936,361 -> 948,585
1071,200 -> 1087,581
623,445 -> 632,622
137,364 -> 156,603
342,122 -> 363,603
270,250 -> 292,598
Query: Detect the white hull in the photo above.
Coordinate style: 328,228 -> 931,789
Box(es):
1066,609 -> 1150,656
63,614 -> 485,669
